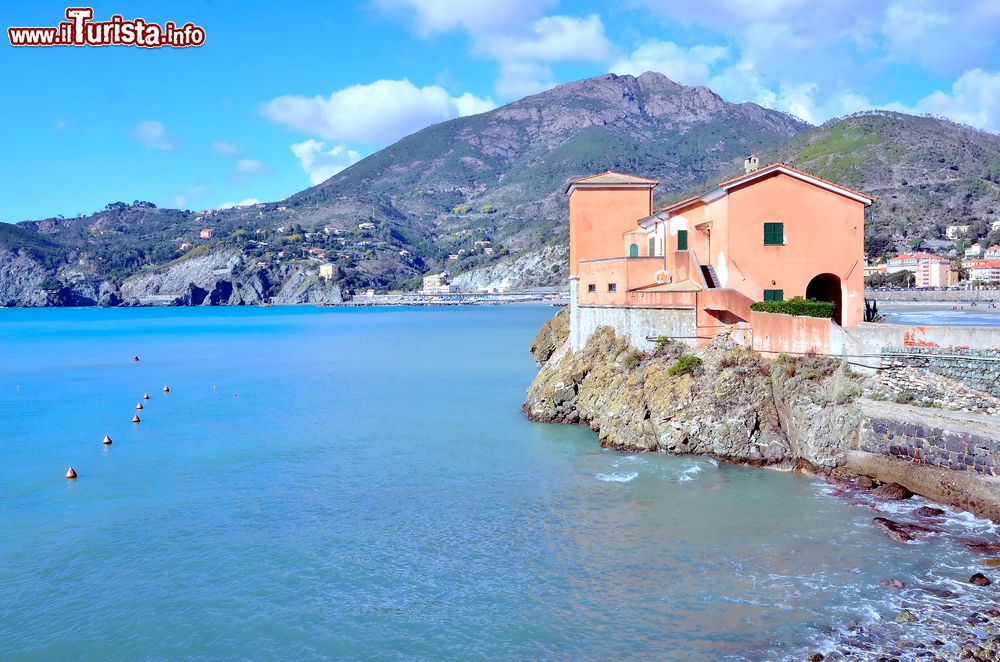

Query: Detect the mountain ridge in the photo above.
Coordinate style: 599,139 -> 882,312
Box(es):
3,72 -> 999,305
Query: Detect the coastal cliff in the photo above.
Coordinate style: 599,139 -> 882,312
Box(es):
0,247 -> 342,307
524,309 -> 863,470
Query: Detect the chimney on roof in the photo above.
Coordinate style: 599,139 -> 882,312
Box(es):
744,155 -> 759,174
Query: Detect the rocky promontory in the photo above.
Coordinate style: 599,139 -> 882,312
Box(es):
0,247 -> 342,307
524,308 -> 862,470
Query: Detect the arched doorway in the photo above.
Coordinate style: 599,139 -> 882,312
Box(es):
806,273 -> 842,325
629,243 -> 639,257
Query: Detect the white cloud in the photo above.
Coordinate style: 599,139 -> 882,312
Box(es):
495,62 -> 557,98
132,120 -> 178,150
375,5 -> 612,100
610,40 -> 729,85
476,14 -> 611,63
706,58 -> 871,124
261,79 -> 495,145
372,0 -> 552,36
233,158 -> 270,176
212,141 -> 241,156
290,140 -> 362,185
452,92 -> 496,116
888,69 -> 1000,132
217,198 -> 260,210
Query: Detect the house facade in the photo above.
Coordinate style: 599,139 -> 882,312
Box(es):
567,161 -> 873,350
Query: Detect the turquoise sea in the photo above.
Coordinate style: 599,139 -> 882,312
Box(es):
2,306 -> 997,660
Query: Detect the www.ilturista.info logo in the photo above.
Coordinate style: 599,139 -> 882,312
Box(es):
8,8 -> 206,48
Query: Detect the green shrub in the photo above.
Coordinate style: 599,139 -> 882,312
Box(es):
623,350 -> 644,368
668,354 -> 702,376
479,204 -> 496,214
750,296 -> 836,318
452,203 -> 472,215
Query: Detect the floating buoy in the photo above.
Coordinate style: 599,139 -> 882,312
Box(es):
136,402 -> 144,410
133,355 -> 140,362
66,467 -> 77,479
163,385 -> 170,393
132,414 -> 141,423
102,434 -> 112,445
233,393 -> 237,398
143,393 -> 150,400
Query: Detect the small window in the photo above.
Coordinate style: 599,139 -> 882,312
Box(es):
677,230 -> 688,251
608,283 -> 617,293
629,243 -> 639,257
648,237 -> 656,256
763,289 -> 783,302
587,283 -> 596,293
764,222 -> 784,245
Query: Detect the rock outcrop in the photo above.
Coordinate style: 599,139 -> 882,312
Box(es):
0,247 -> 342,307
529,306 -> 569,367
524,323 -> 864,469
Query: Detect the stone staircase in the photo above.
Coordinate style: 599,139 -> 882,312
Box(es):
701,264 -> 720,288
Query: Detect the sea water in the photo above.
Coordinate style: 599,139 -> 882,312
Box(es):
1,306 -> 997,660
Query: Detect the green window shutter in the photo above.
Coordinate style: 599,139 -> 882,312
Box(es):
629,243 -> 639,257
677,230 -> 688,251
763,289 -> 784,302
764,223 -> 784,245
648,237 -> 656,256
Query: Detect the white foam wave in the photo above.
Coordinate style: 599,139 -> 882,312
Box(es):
595,471 -> 638,483
677,463 -> 704,482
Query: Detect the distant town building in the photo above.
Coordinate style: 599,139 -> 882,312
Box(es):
886,252 -> 937,274
199,228 -> 213,239
398,249 -> 410,257
985,245 -> 1000,260
358,222 -> 376,231
863,263 -> 886,278
318,263 -> 335,280
422,273 -> 456,294
968,261 -> 1000,283
915,255 -> 955,288
277,206 -> 288,212
447,254 -> 459,261
992,220 -> 1000,232
483,247 -> 495,255
308,247 -> 326,258
945,224 -> 971,239
179,242 -> 192,251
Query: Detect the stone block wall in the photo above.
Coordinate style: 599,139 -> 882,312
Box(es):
571,304 -> 697,352
859,400 -> 1000,476
880,347 -> 1000,397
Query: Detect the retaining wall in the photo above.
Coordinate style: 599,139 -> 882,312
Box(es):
750,310 -> 841,356
571,304 -> 697,351
879,347 -> 1000,397
859,399 -> 1000,476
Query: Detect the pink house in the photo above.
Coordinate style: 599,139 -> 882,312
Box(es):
568,159 -> 874,349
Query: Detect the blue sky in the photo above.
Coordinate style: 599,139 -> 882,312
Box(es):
2,0 -> 998,222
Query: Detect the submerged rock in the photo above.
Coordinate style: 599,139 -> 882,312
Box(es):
914,506 -> 946,517
873,482 -> 913,500
896,608 -> 918,623
872,517 -> 934,543
970,573 -> 992,586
